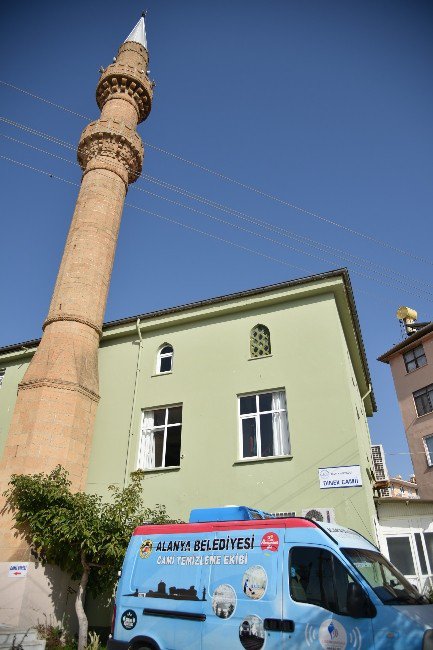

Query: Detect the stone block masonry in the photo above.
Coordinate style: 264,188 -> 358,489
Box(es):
0,24 -> 153,577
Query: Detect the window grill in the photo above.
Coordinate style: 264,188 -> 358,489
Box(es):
250,324 -> 271,358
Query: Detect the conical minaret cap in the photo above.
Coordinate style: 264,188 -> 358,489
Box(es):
125,16 -> 148,49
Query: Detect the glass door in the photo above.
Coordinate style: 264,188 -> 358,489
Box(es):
414,531 -> 433,593
386,534 -> 420,590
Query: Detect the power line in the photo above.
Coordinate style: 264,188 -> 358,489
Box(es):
137,175 -> 433,293
0,151 -> 429,307
386,451 -> 432,456
0,132 -> 76,166
2,128 -> 433,299
1,118 -> 431,294
1,80 -> 432,267
0,154 -> 78,185
133,185 -> 433,298
0,80 -> 89,121
0,116 -> 75,151
0,153 -> 309,276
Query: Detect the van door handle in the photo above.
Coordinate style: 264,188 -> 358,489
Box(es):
264,619 -> 295,633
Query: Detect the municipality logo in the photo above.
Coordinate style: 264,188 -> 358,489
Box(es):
139,539 -> 153,559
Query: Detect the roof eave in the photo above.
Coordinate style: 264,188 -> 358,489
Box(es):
378,323 -> 433,363
0,269 -> 376,412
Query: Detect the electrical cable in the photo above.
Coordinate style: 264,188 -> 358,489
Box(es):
137,175 -> 433,291
2,129 -> 433,299
0,151 -> 430,307
0,80 -> 89,121
0,116 -> 75,151
0,132 -> 76,165
132,185 -> 433,298
1,81 -> 432,267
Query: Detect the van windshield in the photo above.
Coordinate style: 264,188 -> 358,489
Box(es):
342,548 -> 427,606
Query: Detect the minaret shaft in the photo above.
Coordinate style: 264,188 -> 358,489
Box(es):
0,24 -> 152,563
45,168 -> 127,337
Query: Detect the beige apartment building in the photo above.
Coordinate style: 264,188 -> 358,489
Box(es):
378,311 -> 433,499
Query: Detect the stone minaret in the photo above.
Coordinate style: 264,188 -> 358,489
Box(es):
0,17 -> 152,561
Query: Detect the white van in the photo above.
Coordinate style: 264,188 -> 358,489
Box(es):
108,506 -> 433,649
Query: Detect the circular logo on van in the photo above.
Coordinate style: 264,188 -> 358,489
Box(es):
260,532 -> 279,552
318,619 -> 347,649
139,539 -> 153,559
121,609 -> 137,630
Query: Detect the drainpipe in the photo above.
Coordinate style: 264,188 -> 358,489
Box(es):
361,382 -> 375,496
123,318 -> 143,487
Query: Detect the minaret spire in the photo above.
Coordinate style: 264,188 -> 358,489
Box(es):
0,16 -> 154,567
125,15 -> 148,49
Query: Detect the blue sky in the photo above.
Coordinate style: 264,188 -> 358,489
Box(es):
1,1 -> 432,478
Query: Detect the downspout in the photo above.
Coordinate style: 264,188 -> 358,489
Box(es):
123,318 -> 143,487
361,381 -> 377,538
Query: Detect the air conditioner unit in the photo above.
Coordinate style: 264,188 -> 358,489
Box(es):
301,507 -> 335,523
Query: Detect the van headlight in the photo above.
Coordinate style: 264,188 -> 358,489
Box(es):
423,630 -> 433,650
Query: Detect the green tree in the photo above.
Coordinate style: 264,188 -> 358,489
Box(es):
3,466 -> 176,650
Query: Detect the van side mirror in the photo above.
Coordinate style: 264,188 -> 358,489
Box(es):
347,582 -> 373,618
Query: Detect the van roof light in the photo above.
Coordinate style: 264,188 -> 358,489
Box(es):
189,506 -> 276,523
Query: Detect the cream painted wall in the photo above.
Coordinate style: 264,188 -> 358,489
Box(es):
0,561 -> 77,630
0,357 -> 28,455
87,291 -> 377,542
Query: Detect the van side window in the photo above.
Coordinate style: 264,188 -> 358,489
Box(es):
290,546 -> 354,616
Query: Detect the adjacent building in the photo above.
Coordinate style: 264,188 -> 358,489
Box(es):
371,444 -> 418,499
378,308 -> 433,499
376,499 -> 433,593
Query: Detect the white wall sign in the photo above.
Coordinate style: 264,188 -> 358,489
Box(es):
8,562 -> 28,578
318,465 -> 362,489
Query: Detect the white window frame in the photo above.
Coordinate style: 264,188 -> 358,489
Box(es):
238,389 -> 290,460
156,344 -> 174,374
137,404 -> 182,470
423,434 -> 433,467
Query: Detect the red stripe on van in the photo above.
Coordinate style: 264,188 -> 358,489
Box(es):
133,518 -> 317,536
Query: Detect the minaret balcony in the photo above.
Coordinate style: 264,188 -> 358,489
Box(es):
96,64 -> 153,123
78,118 -> 144,185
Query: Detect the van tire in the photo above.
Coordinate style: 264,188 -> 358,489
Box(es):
132,641 -> 159,650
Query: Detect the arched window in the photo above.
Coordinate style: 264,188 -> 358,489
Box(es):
157,344 -> 173,373
250,324 -> 271,358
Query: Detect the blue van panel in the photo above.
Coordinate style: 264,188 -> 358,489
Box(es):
111,514 -> 433,650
